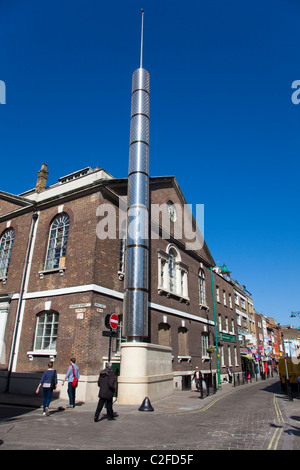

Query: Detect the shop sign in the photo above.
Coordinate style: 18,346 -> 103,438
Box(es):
219,332 -> 236,343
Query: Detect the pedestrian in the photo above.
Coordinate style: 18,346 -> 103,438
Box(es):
94,362 -> 116,422
62,357 -> 80,408
227,365 -> 233,383
35,361 -> 57,416
193,366 -> 201,391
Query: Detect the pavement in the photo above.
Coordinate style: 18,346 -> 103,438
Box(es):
0,376 -> 298,416
0,377 -> 299,451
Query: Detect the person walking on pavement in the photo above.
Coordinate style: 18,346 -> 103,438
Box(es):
94,362 -> 116,422
193,366 -> 201,391
227,365 -> 233,383
35,361 -> 57,416
62,357 -> 80,408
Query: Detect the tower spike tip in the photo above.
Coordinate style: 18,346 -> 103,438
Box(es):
140,9 -> 144,69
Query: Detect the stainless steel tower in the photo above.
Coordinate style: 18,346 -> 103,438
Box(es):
124,10 -> 149,341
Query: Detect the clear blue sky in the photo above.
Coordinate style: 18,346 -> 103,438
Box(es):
0,0 -> 299,327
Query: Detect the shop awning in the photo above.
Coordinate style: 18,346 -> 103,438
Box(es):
241,354 -> 255,360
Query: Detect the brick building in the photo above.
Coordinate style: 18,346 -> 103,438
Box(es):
0,165 -> 242,400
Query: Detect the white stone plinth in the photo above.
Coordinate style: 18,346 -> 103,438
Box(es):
117,342 -> 173,405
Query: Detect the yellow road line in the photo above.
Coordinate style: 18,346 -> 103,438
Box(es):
268,395 -> 284,450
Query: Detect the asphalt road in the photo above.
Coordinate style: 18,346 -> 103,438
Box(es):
0,378 -> 299,453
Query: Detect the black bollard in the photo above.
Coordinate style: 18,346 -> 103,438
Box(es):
138,397 -> 154,411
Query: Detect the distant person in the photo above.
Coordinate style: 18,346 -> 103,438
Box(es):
36,361 -> 57,416
227,366 -> 233,383
94,362 -> 116,422
193,366 -> 201,391
62,357 -> 80,408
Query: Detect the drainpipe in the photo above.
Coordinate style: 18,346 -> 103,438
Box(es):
6,212 -> 39,393
210,267 -> 221,389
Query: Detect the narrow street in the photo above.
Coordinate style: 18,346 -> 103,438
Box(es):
0,378 -> 299,451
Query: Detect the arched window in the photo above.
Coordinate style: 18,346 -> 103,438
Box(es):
45,214 -> 70,270
0,228 -> 15,278
34,311 -> 59,351
158,244 -> 188,299
158,322 -> 171,347
198,268 -> 206,305
178,326 -> 189,356
168,248 -> 177,293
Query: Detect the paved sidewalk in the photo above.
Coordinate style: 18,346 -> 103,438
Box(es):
1,377 -> 299,450
1,377 -> 293,415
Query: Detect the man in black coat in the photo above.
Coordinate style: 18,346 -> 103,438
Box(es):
94,362 -> 116,422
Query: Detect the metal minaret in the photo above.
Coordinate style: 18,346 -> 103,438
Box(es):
124,10 -> 150,342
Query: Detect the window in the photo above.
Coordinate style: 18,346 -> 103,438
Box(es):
223,290 -> 226,306
158,245 -> 188,299
168,248 -> 177,293
0,228 -> 15,278
220,345 -> 224,367
234,346 -> 238,366
118,221 -> 126,277
216,286 -> 220,302
198,269 -> 206,305
241,298 -> 246,309
178,326 -> 189,356
218,314 -> 222,331
234,294 -> 239,306
119,237 -> 126,274
231,319 -> 235,334
228,346 -> 232,366
225,316 -> 228,332
115,315 -> 126,354
34,311 -> 58,351
45,214 -> 70,270
158,322 -> 171,347
229,294 -> 232,309
201,333 -> 209,357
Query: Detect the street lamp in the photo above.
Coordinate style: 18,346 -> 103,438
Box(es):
210,268 -> 221,389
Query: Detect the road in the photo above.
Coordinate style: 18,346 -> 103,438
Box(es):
0,378 -> 299,452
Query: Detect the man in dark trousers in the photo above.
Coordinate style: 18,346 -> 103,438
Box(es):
94,362 -> 116,422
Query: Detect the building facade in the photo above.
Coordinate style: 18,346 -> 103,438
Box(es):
0,165 -> 241,400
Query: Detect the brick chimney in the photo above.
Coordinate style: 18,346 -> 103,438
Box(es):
35,163 -> 49,193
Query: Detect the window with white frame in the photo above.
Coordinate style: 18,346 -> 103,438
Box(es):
223,290 -> 226,306
234,293 -> 239,305
225,316 -> 228,332
0,228 -> 15,279
45,214 -> 70,270
198,268 -> 206,305
115,315 -> 126,354
34,311 -> 58,352
158,245 -> 188,299
228,345 -> 232,366
168,248 -> 177,293
234,346 -> 238,365
201,333 -> 209,357
218,314 -> 222,331
216,286 -> 220,302
241,298 -> 246,309
220,345 -> 224,367
231,319 -> 235,334
229,293 -> 232,309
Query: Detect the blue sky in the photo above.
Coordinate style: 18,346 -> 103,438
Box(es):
0,0 -> 299,327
